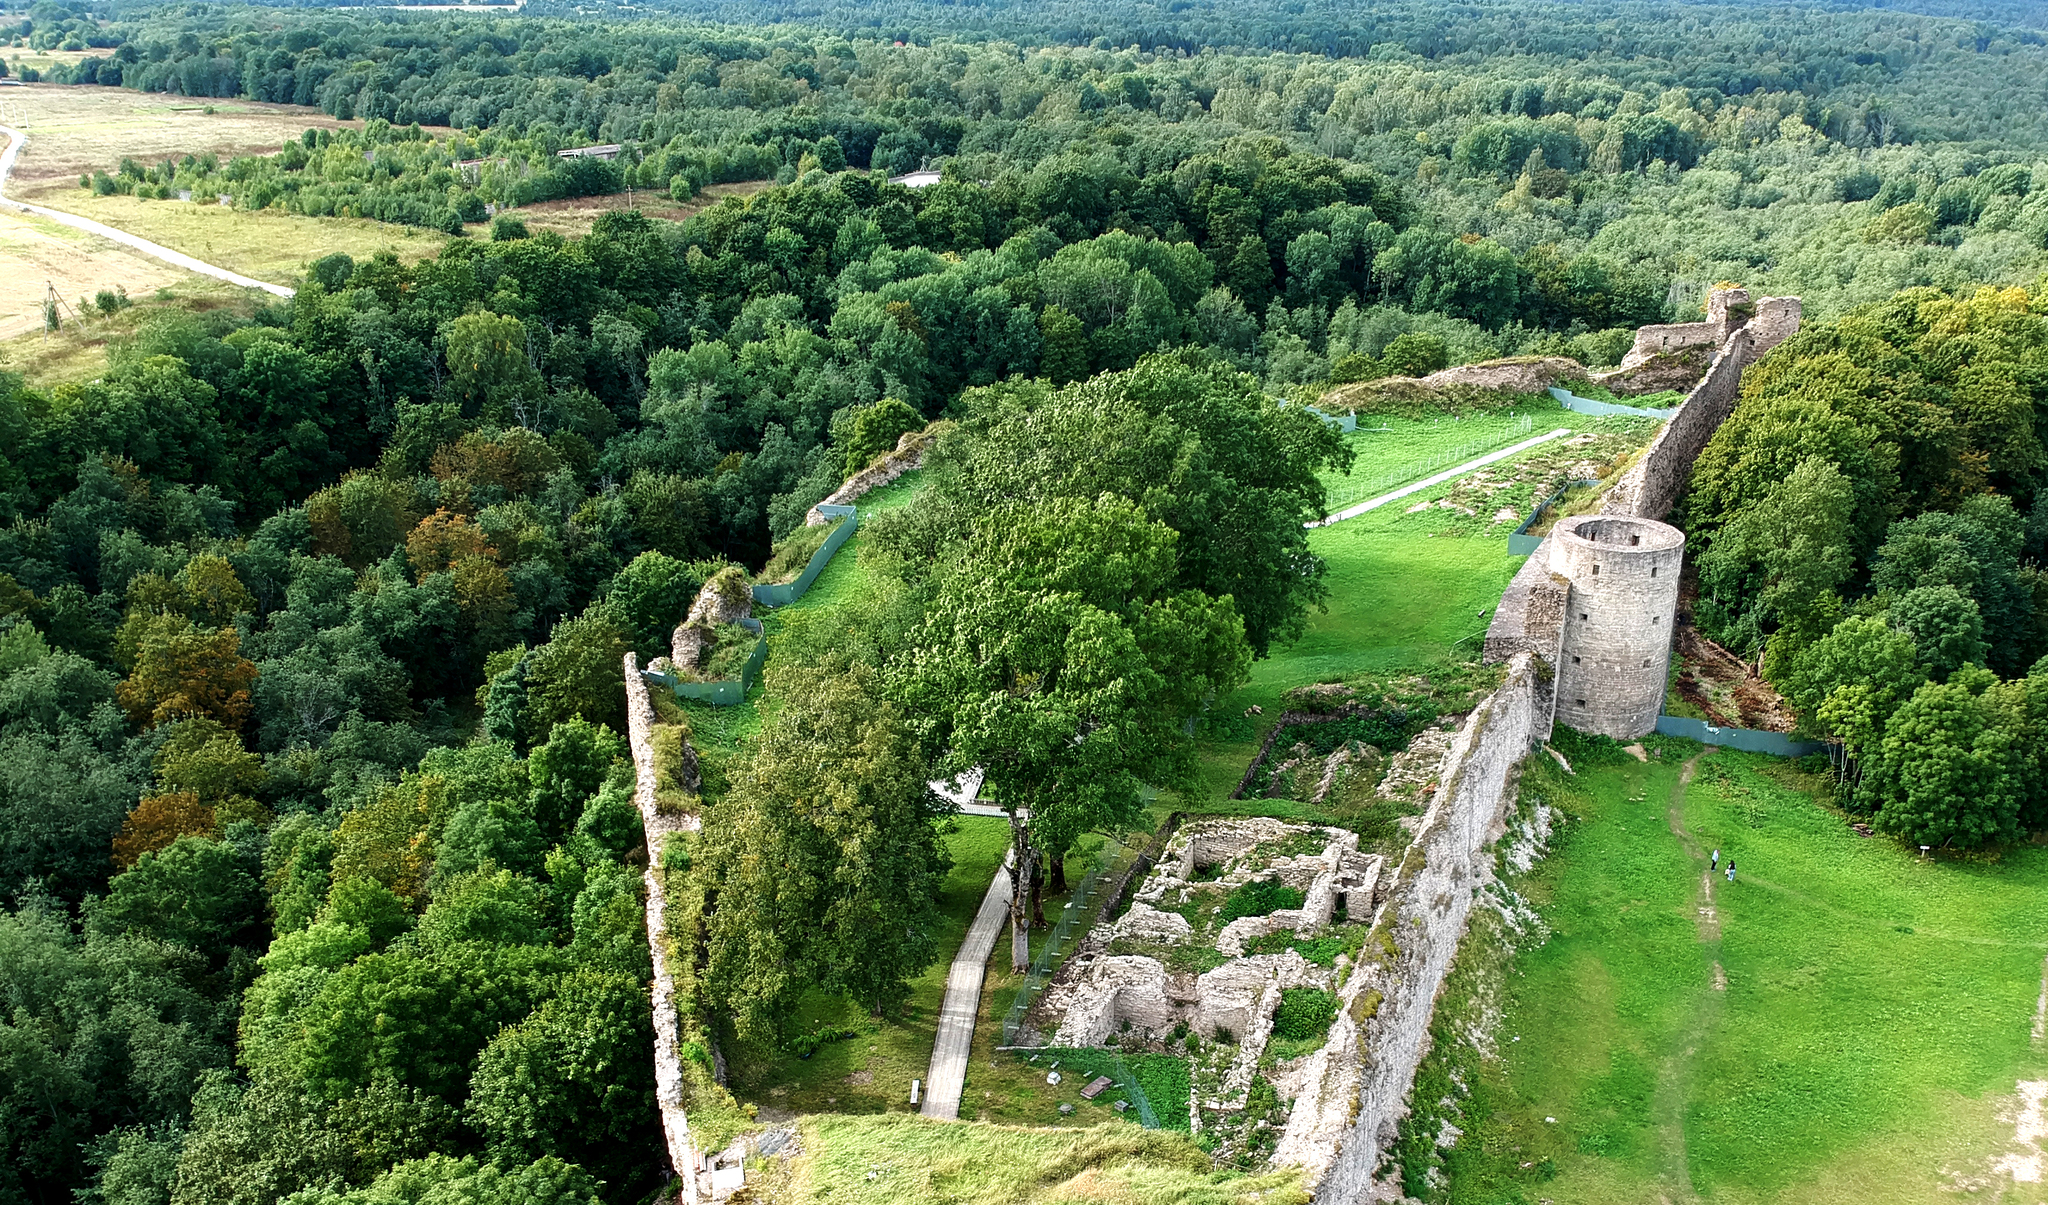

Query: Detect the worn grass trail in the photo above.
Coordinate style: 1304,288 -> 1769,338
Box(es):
1651,754 -> 1719,1202
1448,743 -> 2048,1205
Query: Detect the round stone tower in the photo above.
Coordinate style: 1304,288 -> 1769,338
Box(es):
1549,515 -> 1685,740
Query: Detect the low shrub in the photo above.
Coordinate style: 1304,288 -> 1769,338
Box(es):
787,1024 -> 861,1059
1221,877 -> 1306,923
759,518 -> 842,585
1272,987 -> 1338,1041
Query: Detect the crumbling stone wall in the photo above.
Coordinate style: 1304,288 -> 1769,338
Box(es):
1549,515 -> 1686,740
803,422 -> 947,525
665,567 -> 754,678
623,653 -> 704,1201
1283,293 -> 1803,1194
1277,654 -> 1545,1196
1599,328 -> 1753,522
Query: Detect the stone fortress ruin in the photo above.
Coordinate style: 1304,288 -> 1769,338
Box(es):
1486,284 -> 1800,741
618,286 -> 1802,1202
1598,286 -> 1802,395
1549,514 -> 1686,739
1023,286 -> 1803,1200
1027,816 -> 1387,1166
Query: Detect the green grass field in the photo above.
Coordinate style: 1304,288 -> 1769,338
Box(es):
773,1115 -> 1306,1204
1191,505 -> 1525,805
1322,405 -> 1557,511
1437,740 -> 2048,1204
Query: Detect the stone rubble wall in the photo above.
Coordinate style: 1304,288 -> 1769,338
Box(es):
802,422 -> 945,526
1275,654 -> 1545,1194
624,652 -> 704,1201
1598,328 -> 1753,523
1300,295 -> 1799,1197
1748,296 -> 1803,356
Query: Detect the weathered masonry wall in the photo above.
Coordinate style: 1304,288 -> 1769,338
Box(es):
1598,327 -> 1752,522
1298,296 -> 1797,1197
1550,515 -> 1685,740
623,653 -> 705,1202
1300,654 -> 1546,1201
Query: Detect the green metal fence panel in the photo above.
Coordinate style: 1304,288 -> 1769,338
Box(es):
750,504 -> 858,608
653,503 -> 862,707
1507,478 -> 1599,555
1547,384 -> 1677,419
648,617 -> 765,705
999,843 -> 1120,1048
1655,715 -> 1824,757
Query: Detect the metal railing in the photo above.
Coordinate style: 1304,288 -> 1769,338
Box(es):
998,842 -> 1121,1048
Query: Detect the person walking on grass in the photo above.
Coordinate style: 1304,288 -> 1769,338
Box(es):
1725,860 -> 1736,884
1711,849 -> 1719,873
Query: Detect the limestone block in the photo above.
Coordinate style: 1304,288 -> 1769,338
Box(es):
1194,955 -> 1301,1043
1216,915 -> 1277,957
1113,903 -> 1193,945
1049,955 -> 1175,1047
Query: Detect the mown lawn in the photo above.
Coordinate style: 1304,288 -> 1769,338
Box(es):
1445,740 -> 2048,1204
773,1115 -> 1306,1204
1319,403 -> 1560,512
1191,511 -> 1523,806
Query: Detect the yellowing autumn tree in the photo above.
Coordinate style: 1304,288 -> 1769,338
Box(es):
115,615 -> 258,729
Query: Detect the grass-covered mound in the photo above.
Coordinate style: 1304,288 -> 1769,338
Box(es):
780,1115 -> 1307,1204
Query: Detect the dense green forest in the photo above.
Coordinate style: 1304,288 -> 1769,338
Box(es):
38,0 -> 2048,328
1688,282 -> 2048,848
6,0 -> 2048,1200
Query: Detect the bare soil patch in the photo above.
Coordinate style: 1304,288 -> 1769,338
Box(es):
505,179 -> 774,235
1669,567 -> 1796,731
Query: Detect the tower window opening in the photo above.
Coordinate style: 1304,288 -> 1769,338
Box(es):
1576,699 -> 1587,707
1651,567 -> 1658,577
1642,659 -> 1651,667
1572,656 -> 1581,664
1592,564 -> 1600,575
1630,535 -> 1640,546
1579,613 -> 1588,621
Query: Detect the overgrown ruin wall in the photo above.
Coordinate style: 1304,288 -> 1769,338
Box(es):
623,653 -> 705,1202
1294,298 -> 1799,1197
1296,654 -> 1545,1201
1597,328 -> 1752,522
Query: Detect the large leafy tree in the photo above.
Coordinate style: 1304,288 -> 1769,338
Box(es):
1863,668 -> 2025,848
894,493 -> 1249,969
698,659 -> 950,1037
887,352 -> 1348,656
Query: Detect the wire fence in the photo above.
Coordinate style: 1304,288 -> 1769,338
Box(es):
1110,1051 -> 1162,1129
1322,413 -> 1541,511
998,842 -> 1121,1048
1012,1047 -> 1164,1130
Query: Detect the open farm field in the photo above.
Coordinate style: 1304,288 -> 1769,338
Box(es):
0,204 -> 195,338
1435,742 -> 2048,1205
0,84 -> 447,321
0,85 -> 392,195
0,277 -> 252,379
1,47 -> 116,77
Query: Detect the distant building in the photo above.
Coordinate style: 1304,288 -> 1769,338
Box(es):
888,169 -> 942,188
557,145 -> 623,161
